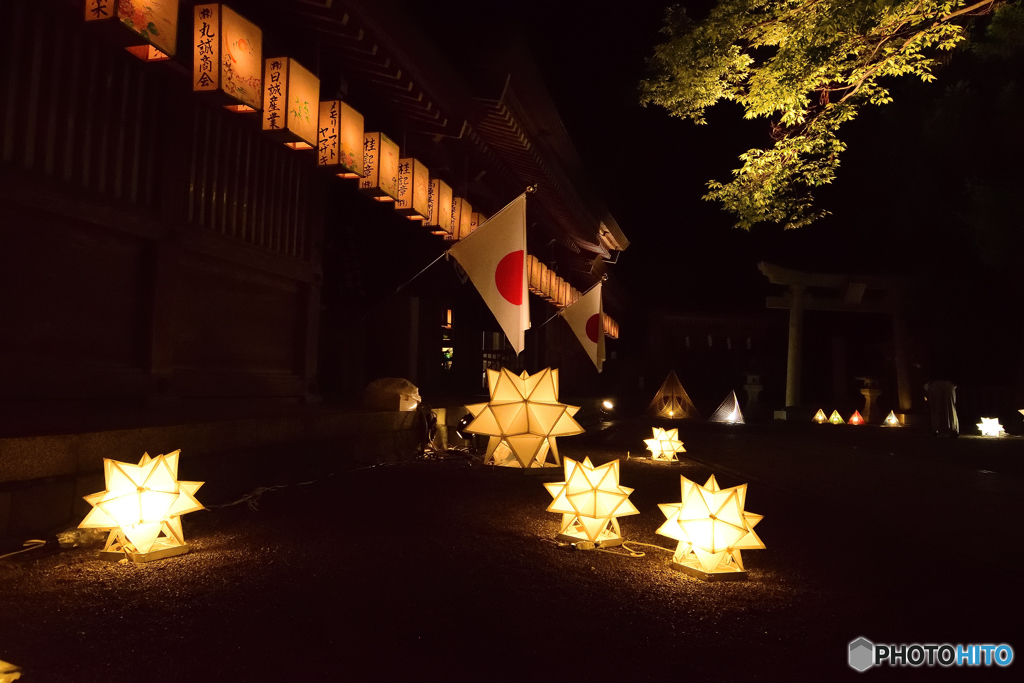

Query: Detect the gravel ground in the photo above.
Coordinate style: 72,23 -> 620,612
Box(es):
1,419 -> 1021,681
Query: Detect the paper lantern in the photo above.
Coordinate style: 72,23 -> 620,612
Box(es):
0,659 -> 20,683
644,427 -> 685,461
545,456 -> 639,547
317,100 -> 364,177
464,367 -> 584,469
829,410 -> 844,425
471,212 -> 487,235
813,408 -> 828,424
451,197 -> 474,239
657,474 -> 764,581
977,417 -> 1004,437
648,371 -> 701,420
79,450 -> 204,563
883,410 -> 901,427
358,132 -> 400,200
396,158 -> 430,219
263,57 -> 320,149
193,4 -> 263,111
847,410 -> 865,425
709,390 -> 745,424
425,178 -> 453,236
86,0 -> 179,59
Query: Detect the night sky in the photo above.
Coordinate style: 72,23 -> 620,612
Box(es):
411,0 -> 1023,382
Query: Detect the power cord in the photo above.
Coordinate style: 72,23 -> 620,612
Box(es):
540,536 -> 676,559
0,539 -> 47,561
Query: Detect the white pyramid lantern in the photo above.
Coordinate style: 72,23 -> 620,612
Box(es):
545,457 -> 639,547
883,410 -> 902,427
464,367 -> 584,469
657,474 -> 764,581
709,390 -> 745,424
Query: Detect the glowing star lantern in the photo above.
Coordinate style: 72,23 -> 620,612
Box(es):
360,132 -> 400,201
848,410 -> 865,425
644,427 -> 685,461
86,0 -> 179,60
263,57 -> 320,149
396,158 -> 430,220
813,409 -> 828,424
545,457 -> 639,547
79,450 -> 204,563
883,410 -> 902,427
977,418 -> 1004,437
318,100 -> 364,177
193,4 -> 263,111
464,367 -> 583,469
829,410 -> 844,425
657,474 -> 765,581
0,659 -> 21,683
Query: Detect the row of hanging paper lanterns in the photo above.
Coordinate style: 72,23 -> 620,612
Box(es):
84,3 -> 483,240
526,255 -> 619,338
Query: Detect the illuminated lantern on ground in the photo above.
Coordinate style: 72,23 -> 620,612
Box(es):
829,410 -> 844,425
86,0 -> 179,61
452,197 -> 473,239
545,457 -> 639,547
848,410 -> 865,425
193,4 -> 263,111
464,367 -> 583,469
425,179 -> 453,236
883,410 -> 902,427
648,371 -> 701,420
644,427 -> 685,461
318,100 -> 364,178
396,158 -> 430,220
0,659 -> 21,683
360,132 -> 400,200
263,57 -> 320,149
79,450 -> 204,563
657,474 -> 765,581
709,390 -> 745,424
977,418 -> 1004,437
813,409 -> 828,424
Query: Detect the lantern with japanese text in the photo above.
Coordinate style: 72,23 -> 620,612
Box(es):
193,4 -> 263,112
85,0 -> 179,60
426,178 -> 453,236
317,100 -> 364,177
360,132 -> 400,200
452,197 -> 473,239
263,57 -> 320,149
396,158 -> 430,220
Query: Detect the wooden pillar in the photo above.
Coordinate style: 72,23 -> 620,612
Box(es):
892,293 -> 912,412
785,284 -> 806,408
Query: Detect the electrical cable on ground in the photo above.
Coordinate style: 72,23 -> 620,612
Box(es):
0,539 -> 47,561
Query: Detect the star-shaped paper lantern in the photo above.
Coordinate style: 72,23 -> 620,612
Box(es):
847,410 -> 865,425
883,410 -> 901,427
829,410 -> 844,425
0,659 -> 21,683
812,408 -> 828,424
464,367 -> 584,469
79,450 -> 204,562
977,417 -> 1004,437
545,457 -> 639,547
656,474 -> 764,581
644,427 -> 685,461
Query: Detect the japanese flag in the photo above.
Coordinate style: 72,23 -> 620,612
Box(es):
559,281 -> 605,372
448,193 -> 529,354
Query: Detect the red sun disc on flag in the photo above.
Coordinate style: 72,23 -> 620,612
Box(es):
586,314 -> 600,343
495,250 -> 524,305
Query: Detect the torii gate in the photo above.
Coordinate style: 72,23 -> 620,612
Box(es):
759,262 -> 913,418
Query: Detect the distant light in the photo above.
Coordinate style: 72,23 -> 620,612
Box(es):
602,400 -> 614,411
813,409 -> 828,424
977,417 -> 1004,437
